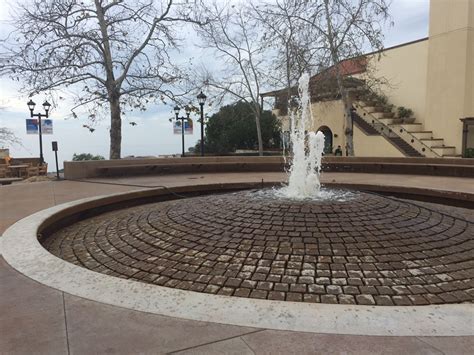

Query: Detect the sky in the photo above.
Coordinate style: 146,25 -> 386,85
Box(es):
0,0 -> 430,169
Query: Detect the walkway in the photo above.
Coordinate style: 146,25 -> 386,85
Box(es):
1,172 -> 473,354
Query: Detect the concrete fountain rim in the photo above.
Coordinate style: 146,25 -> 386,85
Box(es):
1,182 -> 472,337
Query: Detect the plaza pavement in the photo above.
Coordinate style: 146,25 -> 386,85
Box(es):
0,172 -> 473,354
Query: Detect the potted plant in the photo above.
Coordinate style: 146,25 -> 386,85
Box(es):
397,106 -> 415,123
383,103 -> 394,113
375,93 -> 389,106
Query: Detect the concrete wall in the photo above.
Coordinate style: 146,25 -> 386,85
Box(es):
353,126 -> 405,158
273,40 -> 432,157
367,39 -> 429,127
281,92 -> 424,158
310,100 -> 346,151
301,41 -> 430,157
424,0 -> 474,154
63,155 -> 474,180
271,0 -> 474,157
64,156 -> 285,179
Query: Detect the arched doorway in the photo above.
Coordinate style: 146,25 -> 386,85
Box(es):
317,126 -> 333,154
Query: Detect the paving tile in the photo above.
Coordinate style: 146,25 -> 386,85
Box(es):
417,336 -> 474,354
242,330 -> 445,355
64,294 -> 255,354
0,258 -> 68,354
173,337 -> 254,355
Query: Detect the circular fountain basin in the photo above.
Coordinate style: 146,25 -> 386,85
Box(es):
42,189 -> 473,306
1,183 -> 473,336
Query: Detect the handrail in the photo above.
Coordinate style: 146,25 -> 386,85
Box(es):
354,102 -> 441,157
398,128 -> 448,155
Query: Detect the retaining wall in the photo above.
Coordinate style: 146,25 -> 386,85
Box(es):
63,156 -> 474,179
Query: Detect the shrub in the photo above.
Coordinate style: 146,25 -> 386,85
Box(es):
464,148 -> 474,158
72,153 -> 105,161
397,106 -> 413,119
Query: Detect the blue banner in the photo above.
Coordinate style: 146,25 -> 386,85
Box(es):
26,119 -> 38,134
26,119 -> 53,134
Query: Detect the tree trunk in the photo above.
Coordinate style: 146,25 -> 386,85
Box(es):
109,96 -> 122,159
255,108 -> 264,156
323,0 -> 354,156
343,102 -> 354,156
96,0 -> 121,160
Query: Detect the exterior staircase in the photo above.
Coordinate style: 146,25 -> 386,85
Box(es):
353,100 -> 459,158
386,136 -> 423,157
352,112 -> 380,136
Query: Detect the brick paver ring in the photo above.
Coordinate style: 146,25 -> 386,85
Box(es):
43,189 -> 474,306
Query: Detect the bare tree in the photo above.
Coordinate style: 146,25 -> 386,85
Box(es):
0,127 -> 20,147
251,0 -> 322,100
0,0 -> 204,159
295,0 -> 391,156
0,104 -> 20,147
194,2 -> 267,156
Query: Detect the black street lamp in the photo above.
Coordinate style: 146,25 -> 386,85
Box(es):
173,105 -> 191,157
197,91 -> 207,156
27,99 -> 51,165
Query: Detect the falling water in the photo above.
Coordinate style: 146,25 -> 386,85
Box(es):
276,73 -> 327,199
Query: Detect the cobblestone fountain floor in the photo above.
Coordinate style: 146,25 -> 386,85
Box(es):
43,189 -> 474,306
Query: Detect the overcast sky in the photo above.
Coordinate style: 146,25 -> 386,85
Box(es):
0,0 -> 430,169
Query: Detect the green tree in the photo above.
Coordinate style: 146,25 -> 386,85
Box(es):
72,153 -> 105,161
204,101 -> 281,154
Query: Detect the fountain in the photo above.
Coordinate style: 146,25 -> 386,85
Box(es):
35,73 -> 472,307
278,73 -> 326,199
276,73 -> 352,201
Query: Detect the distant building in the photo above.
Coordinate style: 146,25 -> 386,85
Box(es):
0,148 -> 9,158
262,0 -> 474,158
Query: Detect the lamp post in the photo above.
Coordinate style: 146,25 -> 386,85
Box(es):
197,91 -> 207,156
27,99 -> 51,165
173,105 -> 191,157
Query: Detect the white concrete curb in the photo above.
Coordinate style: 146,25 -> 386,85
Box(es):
2,189 -> 473,336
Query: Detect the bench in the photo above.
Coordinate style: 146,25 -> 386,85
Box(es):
0,177 -> 23,185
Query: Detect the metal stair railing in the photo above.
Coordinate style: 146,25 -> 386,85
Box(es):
354,103 -> 441,157
352,112 -> 380,135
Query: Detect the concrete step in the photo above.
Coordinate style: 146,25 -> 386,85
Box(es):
420,138 -> 445,148
364,106 -> 385,114
379,117 -> 403,125
373,112 -> 396,119
355,101 -> 368,107
399,118 -> 418,124
411,131 -> 434,139
372,112 -> 385,119
401,123 -> 423,132
432,146 -> 456,155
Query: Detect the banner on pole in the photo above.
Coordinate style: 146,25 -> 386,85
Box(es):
26,119 -> 38,134
26,119 -> 53,134
173,119 -> 193,135
43,120 -> 53,134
